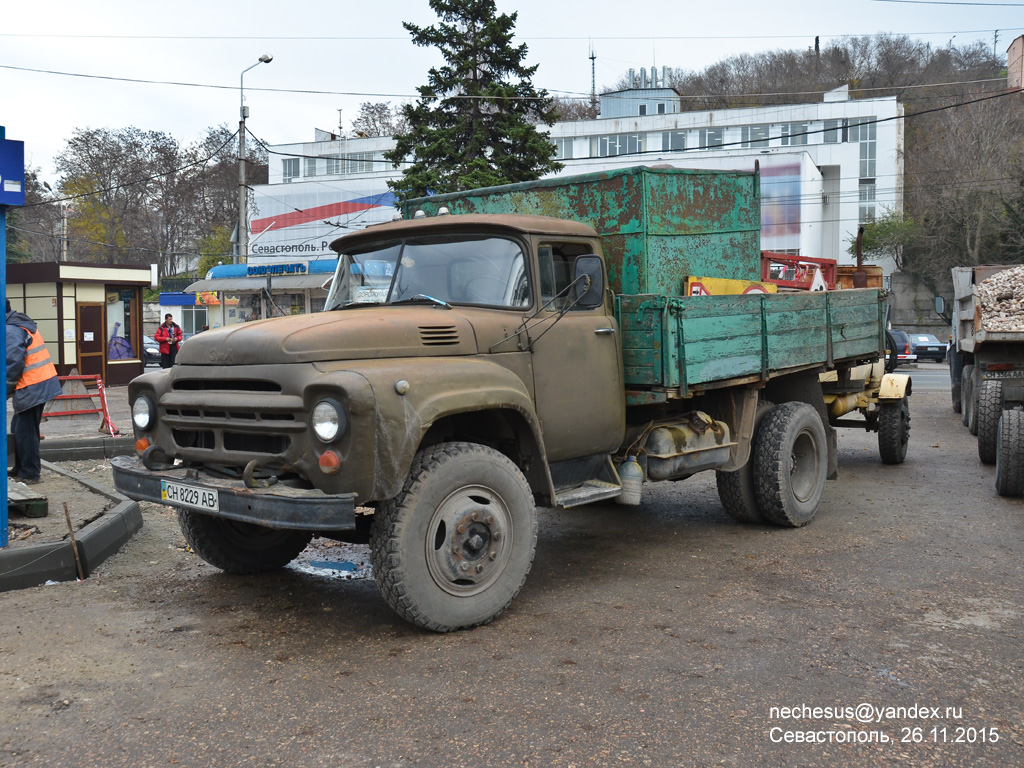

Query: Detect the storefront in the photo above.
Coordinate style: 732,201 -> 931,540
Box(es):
184,258 -> 338,325
6,262 -> 156,386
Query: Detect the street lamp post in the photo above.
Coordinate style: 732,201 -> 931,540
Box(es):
237,54 -> 273,264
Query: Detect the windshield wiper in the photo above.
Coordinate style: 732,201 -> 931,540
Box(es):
390,294 -> 453,309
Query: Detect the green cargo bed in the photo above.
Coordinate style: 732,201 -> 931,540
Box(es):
617,288 -> 885,397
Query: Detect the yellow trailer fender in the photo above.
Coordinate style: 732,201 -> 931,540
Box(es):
878,373 -> 912,402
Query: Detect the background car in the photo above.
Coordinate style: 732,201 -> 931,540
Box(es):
910,333 -> 947,362
886,329 -> 917,369
142,335 -> 161,366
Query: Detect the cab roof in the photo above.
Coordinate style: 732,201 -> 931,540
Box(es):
330,213 -> 599,254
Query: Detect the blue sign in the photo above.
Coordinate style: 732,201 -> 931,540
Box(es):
246,262 -> 308,277
0,139 -> 25,207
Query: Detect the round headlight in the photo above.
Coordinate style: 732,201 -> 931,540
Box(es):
312,400 -> 342,442
132,396 -> 155,431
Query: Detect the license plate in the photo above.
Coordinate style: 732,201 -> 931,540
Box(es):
161,480 -> 219,512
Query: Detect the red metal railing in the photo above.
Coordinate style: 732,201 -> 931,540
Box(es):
47,375 -> 120,437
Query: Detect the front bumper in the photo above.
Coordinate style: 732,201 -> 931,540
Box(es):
112,455 -> 356,531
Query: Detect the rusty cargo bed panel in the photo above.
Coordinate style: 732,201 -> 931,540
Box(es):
405,166 -> 762,296
617,288 -> 884,393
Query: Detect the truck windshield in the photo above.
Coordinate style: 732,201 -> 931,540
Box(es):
324,235 -> 531,310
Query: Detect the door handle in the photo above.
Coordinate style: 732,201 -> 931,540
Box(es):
594,328 -> 616,335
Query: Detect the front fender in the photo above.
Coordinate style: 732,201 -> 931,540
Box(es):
324,357 -> 546,500
878,372 -> 912,401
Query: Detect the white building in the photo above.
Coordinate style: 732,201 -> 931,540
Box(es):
249,84 -> 903,275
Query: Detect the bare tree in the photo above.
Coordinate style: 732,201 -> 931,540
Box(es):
550,96 -> 599,122
351,102 -> 408,137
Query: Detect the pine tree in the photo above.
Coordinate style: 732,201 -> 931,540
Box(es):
385,0 -> 561,201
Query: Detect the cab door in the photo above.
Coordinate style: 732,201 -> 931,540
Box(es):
529,240 -> 624,462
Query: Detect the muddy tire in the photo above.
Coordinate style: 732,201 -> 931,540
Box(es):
977,379 -> 1004,465
177,510 -> 313,574
996,410 -> 1024,497
370,442 -> 537,632
878,396 -> 911,465
716,400 -> 774,523
961,365 -> 975,431
752,402 -> 828,528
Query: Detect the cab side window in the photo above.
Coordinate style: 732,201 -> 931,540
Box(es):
538,241 -> 593,311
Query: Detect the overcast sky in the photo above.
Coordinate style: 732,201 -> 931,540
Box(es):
2,0 -> 1020,185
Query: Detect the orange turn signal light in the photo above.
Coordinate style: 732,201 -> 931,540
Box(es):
319,451 -> 342,474
135,438 -> 151,456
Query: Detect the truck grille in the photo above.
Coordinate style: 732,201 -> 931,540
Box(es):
160,382 -> 305,461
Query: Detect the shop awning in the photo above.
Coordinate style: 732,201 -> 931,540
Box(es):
185,274 -> 333,293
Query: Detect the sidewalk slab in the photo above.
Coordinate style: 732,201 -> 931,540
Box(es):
1,460 -> 143,592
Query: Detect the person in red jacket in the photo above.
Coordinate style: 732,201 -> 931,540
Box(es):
154,314 -> 183,368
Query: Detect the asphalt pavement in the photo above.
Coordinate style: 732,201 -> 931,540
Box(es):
1,386 -> 1021,767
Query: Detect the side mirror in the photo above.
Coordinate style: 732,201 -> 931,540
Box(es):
934,296 -> 946,315
573,254 -> 605,309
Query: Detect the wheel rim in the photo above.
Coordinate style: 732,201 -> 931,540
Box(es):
425,484 -> 513,597
790,429 -> 821,503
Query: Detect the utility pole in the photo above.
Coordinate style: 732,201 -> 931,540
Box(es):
237,54 -> 273,264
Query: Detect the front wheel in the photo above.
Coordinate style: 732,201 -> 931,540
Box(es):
370,442 -> 537,632
177,511 -> 313,574
878,397 -> 911,465
752,403 -> 828,528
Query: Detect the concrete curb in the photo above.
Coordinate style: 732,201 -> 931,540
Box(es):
0,460 -> 143,592
40,436 -> 137,462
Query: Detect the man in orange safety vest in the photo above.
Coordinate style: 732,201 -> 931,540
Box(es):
6,300 -> 63,484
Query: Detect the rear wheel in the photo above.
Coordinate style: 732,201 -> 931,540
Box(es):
715,400 -> 774,523
996,410 -> 1024,497
177,511 -> 312,574
878,396 -> 911,465
752,403 -> 828,528
977,379 -> 1004,465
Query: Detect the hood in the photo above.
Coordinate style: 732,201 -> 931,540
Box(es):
6,310 -> 37,334
175,308 -> 482,366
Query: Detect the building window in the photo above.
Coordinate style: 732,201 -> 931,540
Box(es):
849,118 -> 878,179
590,133 -> 644,157
823,119 -> 841,144
781,123 -> 809,146
698,128 -> 724,149
859,181 -> 876,223
180,306 -> 209,339
282,158 -> 299,183
639,104 -> 647,116
662,130 -> 686,151
346,152 -> 375,174
741,125 -> 769,148
325,155 -> 342,175
553,137 -> 574,160
304,157 -> 318,177
657,103 -> 666,115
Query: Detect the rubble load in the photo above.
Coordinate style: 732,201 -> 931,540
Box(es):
977,266 -> 1024,332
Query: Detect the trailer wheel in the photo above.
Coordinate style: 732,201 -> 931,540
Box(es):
878,396 -> 911,465
177,511 -> 313,574
716,400 -> 775,523
977,379 -> 1004,465
961,365 -> 975,430
996,410 -> 1024,497
370,442 -> 537,632
752,403 -> 828,528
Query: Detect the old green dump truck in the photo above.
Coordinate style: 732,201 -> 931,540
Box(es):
112,166 -> 909,631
